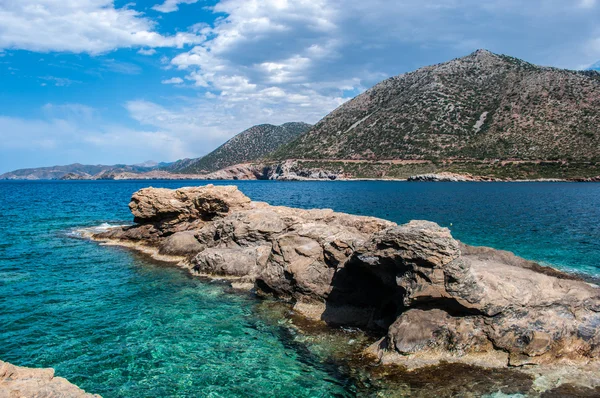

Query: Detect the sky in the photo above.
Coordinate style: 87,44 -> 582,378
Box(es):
1,0 -> 600,173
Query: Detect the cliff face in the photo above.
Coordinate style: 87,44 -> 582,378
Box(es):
92,185 -> 600,376
0,360 -> 100,397
273,50 -> 600,162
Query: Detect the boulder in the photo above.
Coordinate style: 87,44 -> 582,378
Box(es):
129,184 -> 251,225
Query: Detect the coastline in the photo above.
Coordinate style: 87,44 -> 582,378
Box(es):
2,176 -> 599,182
85,231 -> 600,396
76,184 -> 600,395
2,159 -> 599,182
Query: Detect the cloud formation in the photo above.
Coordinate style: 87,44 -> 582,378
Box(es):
161,77 -> 184,84
0,0 -> 203,54
138,48 -> 157,56
152,0 -> 201,13
0,103 -> 193,171
39,76 -> 81,87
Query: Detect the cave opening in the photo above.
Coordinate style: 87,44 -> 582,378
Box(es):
323,254 -> 407,333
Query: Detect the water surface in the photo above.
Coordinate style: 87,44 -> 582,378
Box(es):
0,181 -> 598,397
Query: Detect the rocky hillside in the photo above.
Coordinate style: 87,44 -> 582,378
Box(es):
272,50 -> 600,162
0,162 -> 172,180
171,122 -> 311,174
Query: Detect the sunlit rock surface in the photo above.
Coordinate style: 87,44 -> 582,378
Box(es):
0,360 -> 100,397
93,185 -> 600,374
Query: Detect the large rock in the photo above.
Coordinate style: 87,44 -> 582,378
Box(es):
130,185 -> 251,224
0,360 -> 100,397
93,185 -> 600,372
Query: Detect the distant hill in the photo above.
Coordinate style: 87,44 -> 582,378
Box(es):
170,122 -> 312,174
588,61 -> 600,71
0,162 -> 171,180
272,50 -> 600,162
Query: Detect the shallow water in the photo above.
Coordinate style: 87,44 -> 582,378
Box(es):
0,180 -> 599,397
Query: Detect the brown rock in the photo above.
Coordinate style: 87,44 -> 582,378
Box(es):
91,184 -> 600,374
0,360 -> 100,397
158,231 -> 206,256
129,184 -> 251,224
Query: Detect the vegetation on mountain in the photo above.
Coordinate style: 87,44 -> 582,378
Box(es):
270,159 -> 600,180
272,50 -> 600,163
0,162 -> 171,180
170,122 -> 311,174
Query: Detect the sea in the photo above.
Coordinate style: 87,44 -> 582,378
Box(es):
0,180 -> 599,397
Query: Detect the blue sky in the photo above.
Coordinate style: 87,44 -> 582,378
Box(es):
1,0 -> 600,173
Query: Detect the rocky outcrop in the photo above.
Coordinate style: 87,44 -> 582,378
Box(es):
0,360 -> 100,397
264,160 -> 340,180
60,172 -> 92,180
407,172 -> 490,182
92,185 -> 600,376
109,161 -> 340,181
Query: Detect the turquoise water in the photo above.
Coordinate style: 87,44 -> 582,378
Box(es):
1,181 -> 599,397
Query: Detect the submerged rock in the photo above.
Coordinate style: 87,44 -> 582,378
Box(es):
0,360 -> 100,397
92,184 -> 600,382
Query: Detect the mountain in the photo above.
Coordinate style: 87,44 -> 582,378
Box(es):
0,162 -> 169,180
272,50 -> 600,163
134,160 -> 164,168
161,157 -> 201,172
170,122 -> 312,174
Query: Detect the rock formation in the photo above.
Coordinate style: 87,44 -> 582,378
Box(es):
92,185 -> 600,375
0,360 -> 99,397
407,172 -> 484,182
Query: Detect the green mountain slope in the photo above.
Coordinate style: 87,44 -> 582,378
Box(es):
272,50 -> 600,162
173,122 -> 311,174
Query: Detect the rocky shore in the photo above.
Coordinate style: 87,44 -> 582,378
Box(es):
4,158 -> 598,181
90,184 -> 600,393
0,360 -> 99,397
53,162 -> 600,182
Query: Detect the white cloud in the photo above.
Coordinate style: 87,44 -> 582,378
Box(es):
0,1 -> 203,54
39,76 -> 81,87
162,77 -> 184,84
123,88 -> 343,147
165,0 -> 600,113
138,48 -> 157,55
0,103 -> 193,171
152,0 -> 201,13
102,59 -> 142,74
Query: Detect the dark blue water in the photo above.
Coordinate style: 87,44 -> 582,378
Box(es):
1,181 -> 599,397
